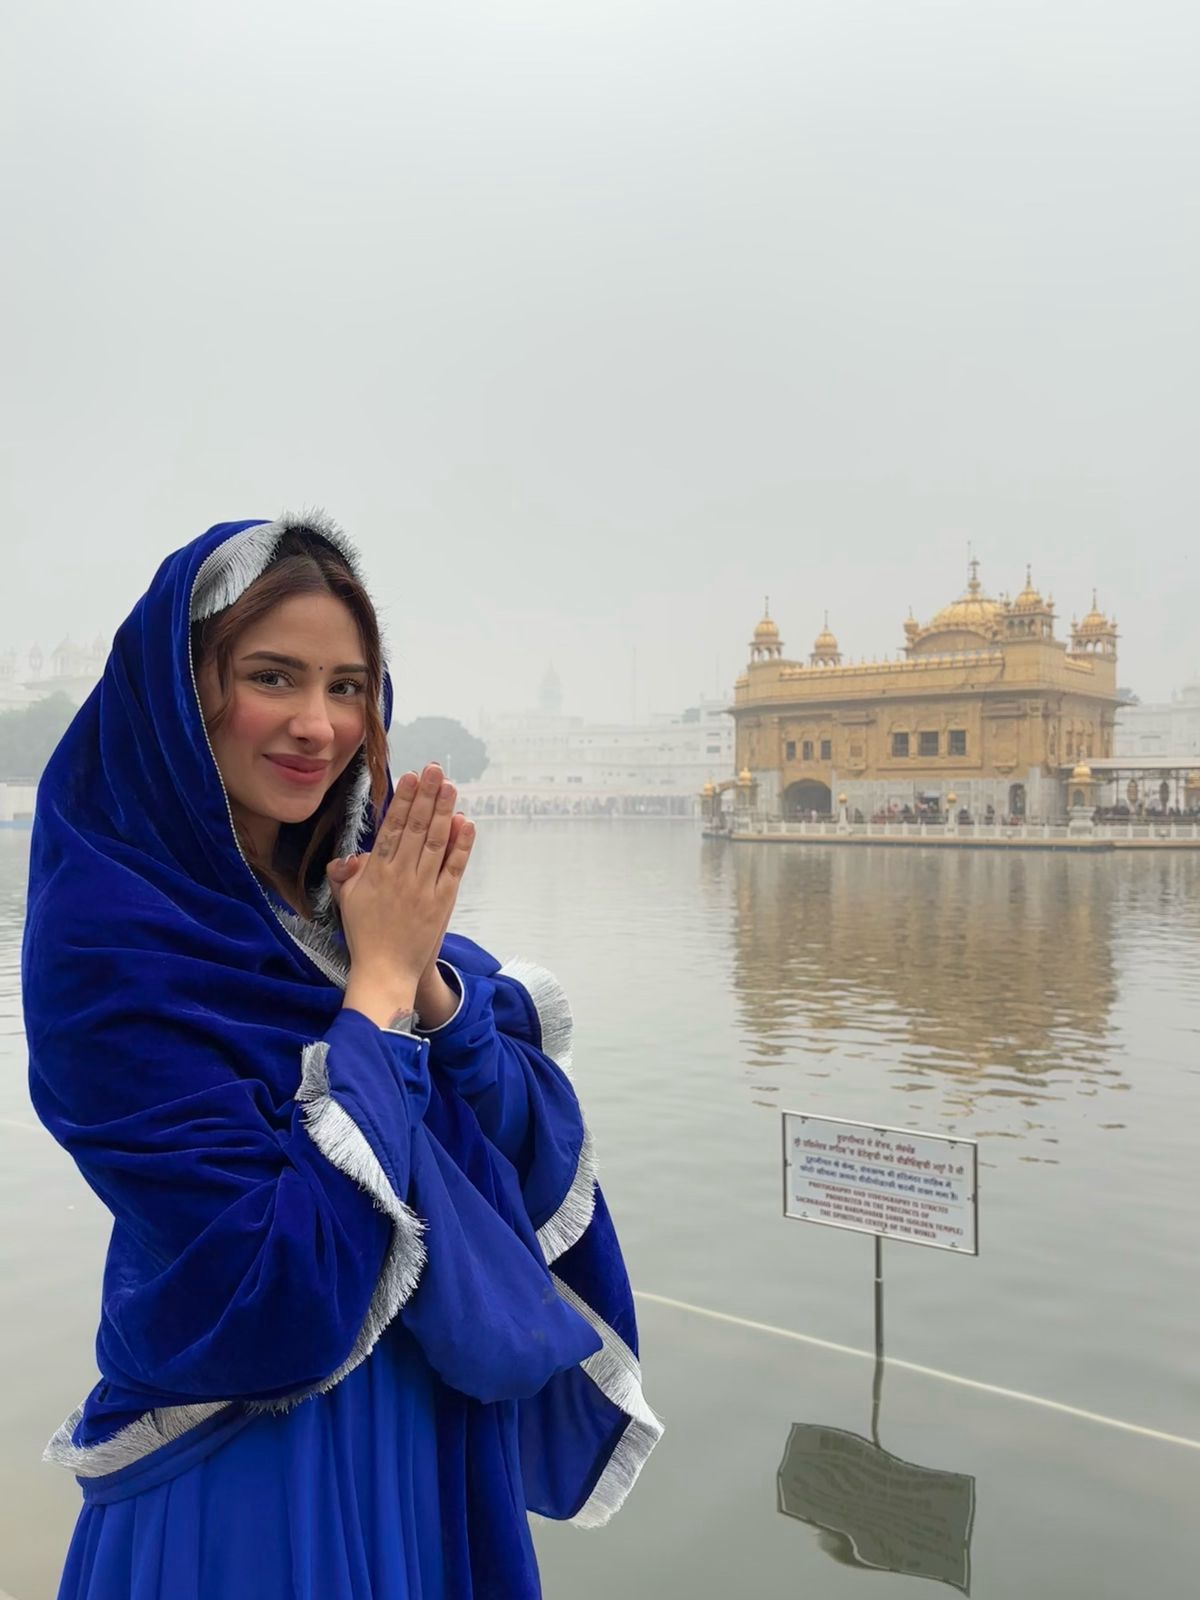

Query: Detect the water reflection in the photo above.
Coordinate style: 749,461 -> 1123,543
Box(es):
719,845 -> 1127,1115
778,1420 -> 976,1594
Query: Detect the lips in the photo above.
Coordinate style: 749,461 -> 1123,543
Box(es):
264,754 -> 330,785
266,754 -> 328,773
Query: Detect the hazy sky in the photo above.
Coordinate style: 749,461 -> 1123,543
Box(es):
3,0 -> 1197,726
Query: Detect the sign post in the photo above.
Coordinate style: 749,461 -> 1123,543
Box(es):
779,1114 -> 979,1588
782,1110 -> 978,1409
781,1113 -> 978,1254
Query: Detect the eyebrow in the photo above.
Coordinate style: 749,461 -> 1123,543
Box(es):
240,650 -> 368,675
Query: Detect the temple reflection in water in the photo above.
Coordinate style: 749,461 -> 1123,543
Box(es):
711,842 -> 1141,1115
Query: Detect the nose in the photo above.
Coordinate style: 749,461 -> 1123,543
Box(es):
287,685 -> 335,749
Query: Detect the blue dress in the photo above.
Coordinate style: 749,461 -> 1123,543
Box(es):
57,1324 -> 459,1600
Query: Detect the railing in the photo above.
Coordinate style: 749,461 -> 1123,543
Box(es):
730,816 -> 1200,843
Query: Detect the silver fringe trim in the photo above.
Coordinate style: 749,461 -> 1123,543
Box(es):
43,1398 -> 235,1478
498,958 -> 574,1072
335,752 -> 374,861
502,962 -> 661,1523
190,509 -> 362,622
44,1037 -> 427,1477
249,1039 -> 428,1414
536,1125 -> 598,1265
551,1274 -> 664,1529
498,959 -> 596,1263
276,903 -> 350,985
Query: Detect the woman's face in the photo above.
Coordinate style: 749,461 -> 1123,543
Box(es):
197,591 -> 369,858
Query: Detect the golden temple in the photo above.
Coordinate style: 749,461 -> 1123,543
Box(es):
730,560 -> 1120,822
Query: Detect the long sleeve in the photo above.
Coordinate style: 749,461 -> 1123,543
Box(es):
420,938 -> 664,1528
418,959 -> 588,1240
30,998 -> 430,1413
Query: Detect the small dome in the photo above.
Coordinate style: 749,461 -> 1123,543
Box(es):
701,780 -> 716,796
1071,759 -> 1093,782
813,613 -> 839,654
1012,565 -> 1045,612
1076,591 -> 1112,633
753,614 -> 779,641
738,767 -> 754,785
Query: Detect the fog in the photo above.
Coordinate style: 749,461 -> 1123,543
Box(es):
3,0 -> 1197,723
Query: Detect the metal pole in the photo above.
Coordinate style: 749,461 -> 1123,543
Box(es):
871,1233 -> 884,1448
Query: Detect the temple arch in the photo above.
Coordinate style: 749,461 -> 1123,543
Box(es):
783,780 -> 833,818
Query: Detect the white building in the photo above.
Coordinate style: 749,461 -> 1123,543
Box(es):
0,636 -> 109,712
467,670 -> 735,817
1115,679 -> 1200,758
0,650 -> 38,711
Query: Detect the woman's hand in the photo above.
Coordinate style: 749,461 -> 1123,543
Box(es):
327,763 -> 475,1029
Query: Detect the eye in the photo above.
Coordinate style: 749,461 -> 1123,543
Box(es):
331,679 -> 366,698
249,669 -> 292,688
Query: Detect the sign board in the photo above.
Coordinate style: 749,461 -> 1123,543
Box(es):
782,1113 -> 978,1254
778,1422 -> 975,1593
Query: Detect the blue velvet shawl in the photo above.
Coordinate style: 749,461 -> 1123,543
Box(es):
22,513 -> 661,1548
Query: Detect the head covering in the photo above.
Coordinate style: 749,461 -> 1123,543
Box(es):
22,512 -> 660,1529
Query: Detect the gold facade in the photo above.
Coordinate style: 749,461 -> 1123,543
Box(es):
732,563 -> 1119,820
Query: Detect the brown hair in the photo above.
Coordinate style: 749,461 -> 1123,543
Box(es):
192,528 -> 389,916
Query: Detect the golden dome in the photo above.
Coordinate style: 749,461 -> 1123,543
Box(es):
1071,759 -> 1093,782
738,767 -> 753,785
1076,590 -> 1111,633
1012,565 -> 1045,612
753,596 -> 779,642
701,780 -> 716,796
1184,771 -> 1200,791
812,611 -> 839,654
926,559 -> 1005,636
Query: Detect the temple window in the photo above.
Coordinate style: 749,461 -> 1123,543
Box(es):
820,739 -> 832,760
785,740 -> 796,760
919,731 -> 940,757
892,732 -> 910,757
949,730 -> 967,756
802,740 -> 814,760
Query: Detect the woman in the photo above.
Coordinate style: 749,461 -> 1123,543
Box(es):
22,512 -> 660,1600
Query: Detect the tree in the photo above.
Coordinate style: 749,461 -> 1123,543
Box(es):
0,694 -> 78,781
389,717 -> 489,783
